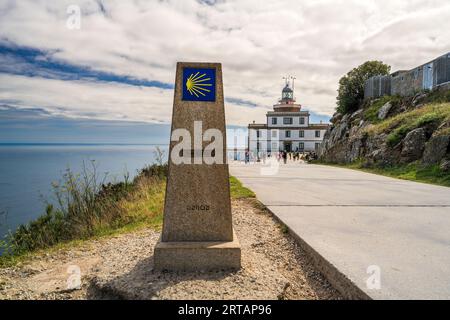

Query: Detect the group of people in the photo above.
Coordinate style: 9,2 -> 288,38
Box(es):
275,151 -> 302,164
244,150 -> 318,164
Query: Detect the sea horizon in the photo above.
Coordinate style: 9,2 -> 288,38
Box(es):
0,143 -> 170,239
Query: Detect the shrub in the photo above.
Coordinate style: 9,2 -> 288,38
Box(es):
337,61 -> 391,114
1,161 -> 167,256
387,125 -> 410,147
423,89 -> 450,104
137,163 -> 168,180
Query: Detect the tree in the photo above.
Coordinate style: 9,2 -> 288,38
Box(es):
336,61 -> 391,114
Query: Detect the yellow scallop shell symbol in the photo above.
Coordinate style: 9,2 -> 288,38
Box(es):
186,72 -> 212,97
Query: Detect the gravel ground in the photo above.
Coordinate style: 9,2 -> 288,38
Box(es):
0,199 -> 342,300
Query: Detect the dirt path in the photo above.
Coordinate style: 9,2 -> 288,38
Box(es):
0,199 -> 341,300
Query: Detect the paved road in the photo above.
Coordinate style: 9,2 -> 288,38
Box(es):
230,161 -> 450,299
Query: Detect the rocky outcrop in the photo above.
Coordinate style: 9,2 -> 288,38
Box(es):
422,135 -> 450,165
440,159 -> 450,172
319,93 -> 450,167
401,128 -> 426,162
377,102 -> 392,120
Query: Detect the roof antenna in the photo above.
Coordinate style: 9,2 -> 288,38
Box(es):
291,76 -> 296,92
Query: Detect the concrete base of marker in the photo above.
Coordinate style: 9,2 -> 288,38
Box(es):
154,230 -> 241,271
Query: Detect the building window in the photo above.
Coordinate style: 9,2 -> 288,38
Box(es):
283,117 -> 293,125
272,142 -> 278,150
315,143 -> 320,150
299,142 -> 304,150
285,130 -> 291,138
315,130 -> 320,138
271,130 -> 277,138
256,130 -> 260,138
299,117 -> 305,125
299,130 -> 304,138
272,117 -> 277,125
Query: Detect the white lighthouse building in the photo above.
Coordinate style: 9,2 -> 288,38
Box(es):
248,79 -> 328,156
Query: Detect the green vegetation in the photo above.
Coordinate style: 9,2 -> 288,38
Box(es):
280,224 -> 289,234
0,163 -> 255,267
229,176 -> 255,199
364,102 -> 450,146
0,162 -> 167,262
337,61 -> 391,115
318,91 -> 450,188
422,89 -> 450,105
322,160 -> 450,188
363,95 -> 402,123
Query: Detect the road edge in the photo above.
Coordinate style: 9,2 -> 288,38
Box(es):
265,205 -> 372,300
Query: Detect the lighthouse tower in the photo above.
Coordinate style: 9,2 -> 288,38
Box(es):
273,81 -> 302,112
247,77 -> 329,155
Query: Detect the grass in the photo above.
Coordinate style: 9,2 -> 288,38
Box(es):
0,166 -> 254,267
423,89 -> 450,104
0,163 -> 168,267
320,160 -> 450,188
229,176 -> 256,199
280,224 -> 289,234
363,95 -> 402,123
366,102 -> 450,135
364,102 -> 450,147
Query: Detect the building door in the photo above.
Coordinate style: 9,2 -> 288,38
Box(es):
423,63 -> 433,90
285,142 -> 292,152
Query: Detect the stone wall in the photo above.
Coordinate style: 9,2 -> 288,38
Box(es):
391,66 -> 424,96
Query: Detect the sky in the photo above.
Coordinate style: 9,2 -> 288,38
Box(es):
0,0 -> 449,143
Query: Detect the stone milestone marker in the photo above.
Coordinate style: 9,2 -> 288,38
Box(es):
154,62 -> 241,271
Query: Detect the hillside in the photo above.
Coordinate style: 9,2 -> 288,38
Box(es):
318,90 -> 450,186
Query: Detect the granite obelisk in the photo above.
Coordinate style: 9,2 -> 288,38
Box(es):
154,62 -> 241,271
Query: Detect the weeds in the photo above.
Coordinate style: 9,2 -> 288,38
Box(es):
229,176 -> 255,199
0,161 -> 167,258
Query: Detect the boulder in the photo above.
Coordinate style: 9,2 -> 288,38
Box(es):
440,159 -> 450,172
422,135 -> 450,165
350,109 -> 363,121
348,138 -> 363,162
401,128 -> 426,162
330,112 -> 342,124
377,102 -> 392,120
341,113 -> 350,123
412,92 -> 428,107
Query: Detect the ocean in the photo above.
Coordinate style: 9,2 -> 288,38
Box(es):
0,143 -> 169,239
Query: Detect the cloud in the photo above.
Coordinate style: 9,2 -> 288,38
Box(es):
0,43 -> 173,88
0,73 -> 172,122
0,104 -> 171,144
0,0 -> 449,128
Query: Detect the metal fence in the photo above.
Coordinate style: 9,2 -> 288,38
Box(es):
364,52 -> 450,99
434,53 -> 450,87
364,75 -> 391,99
